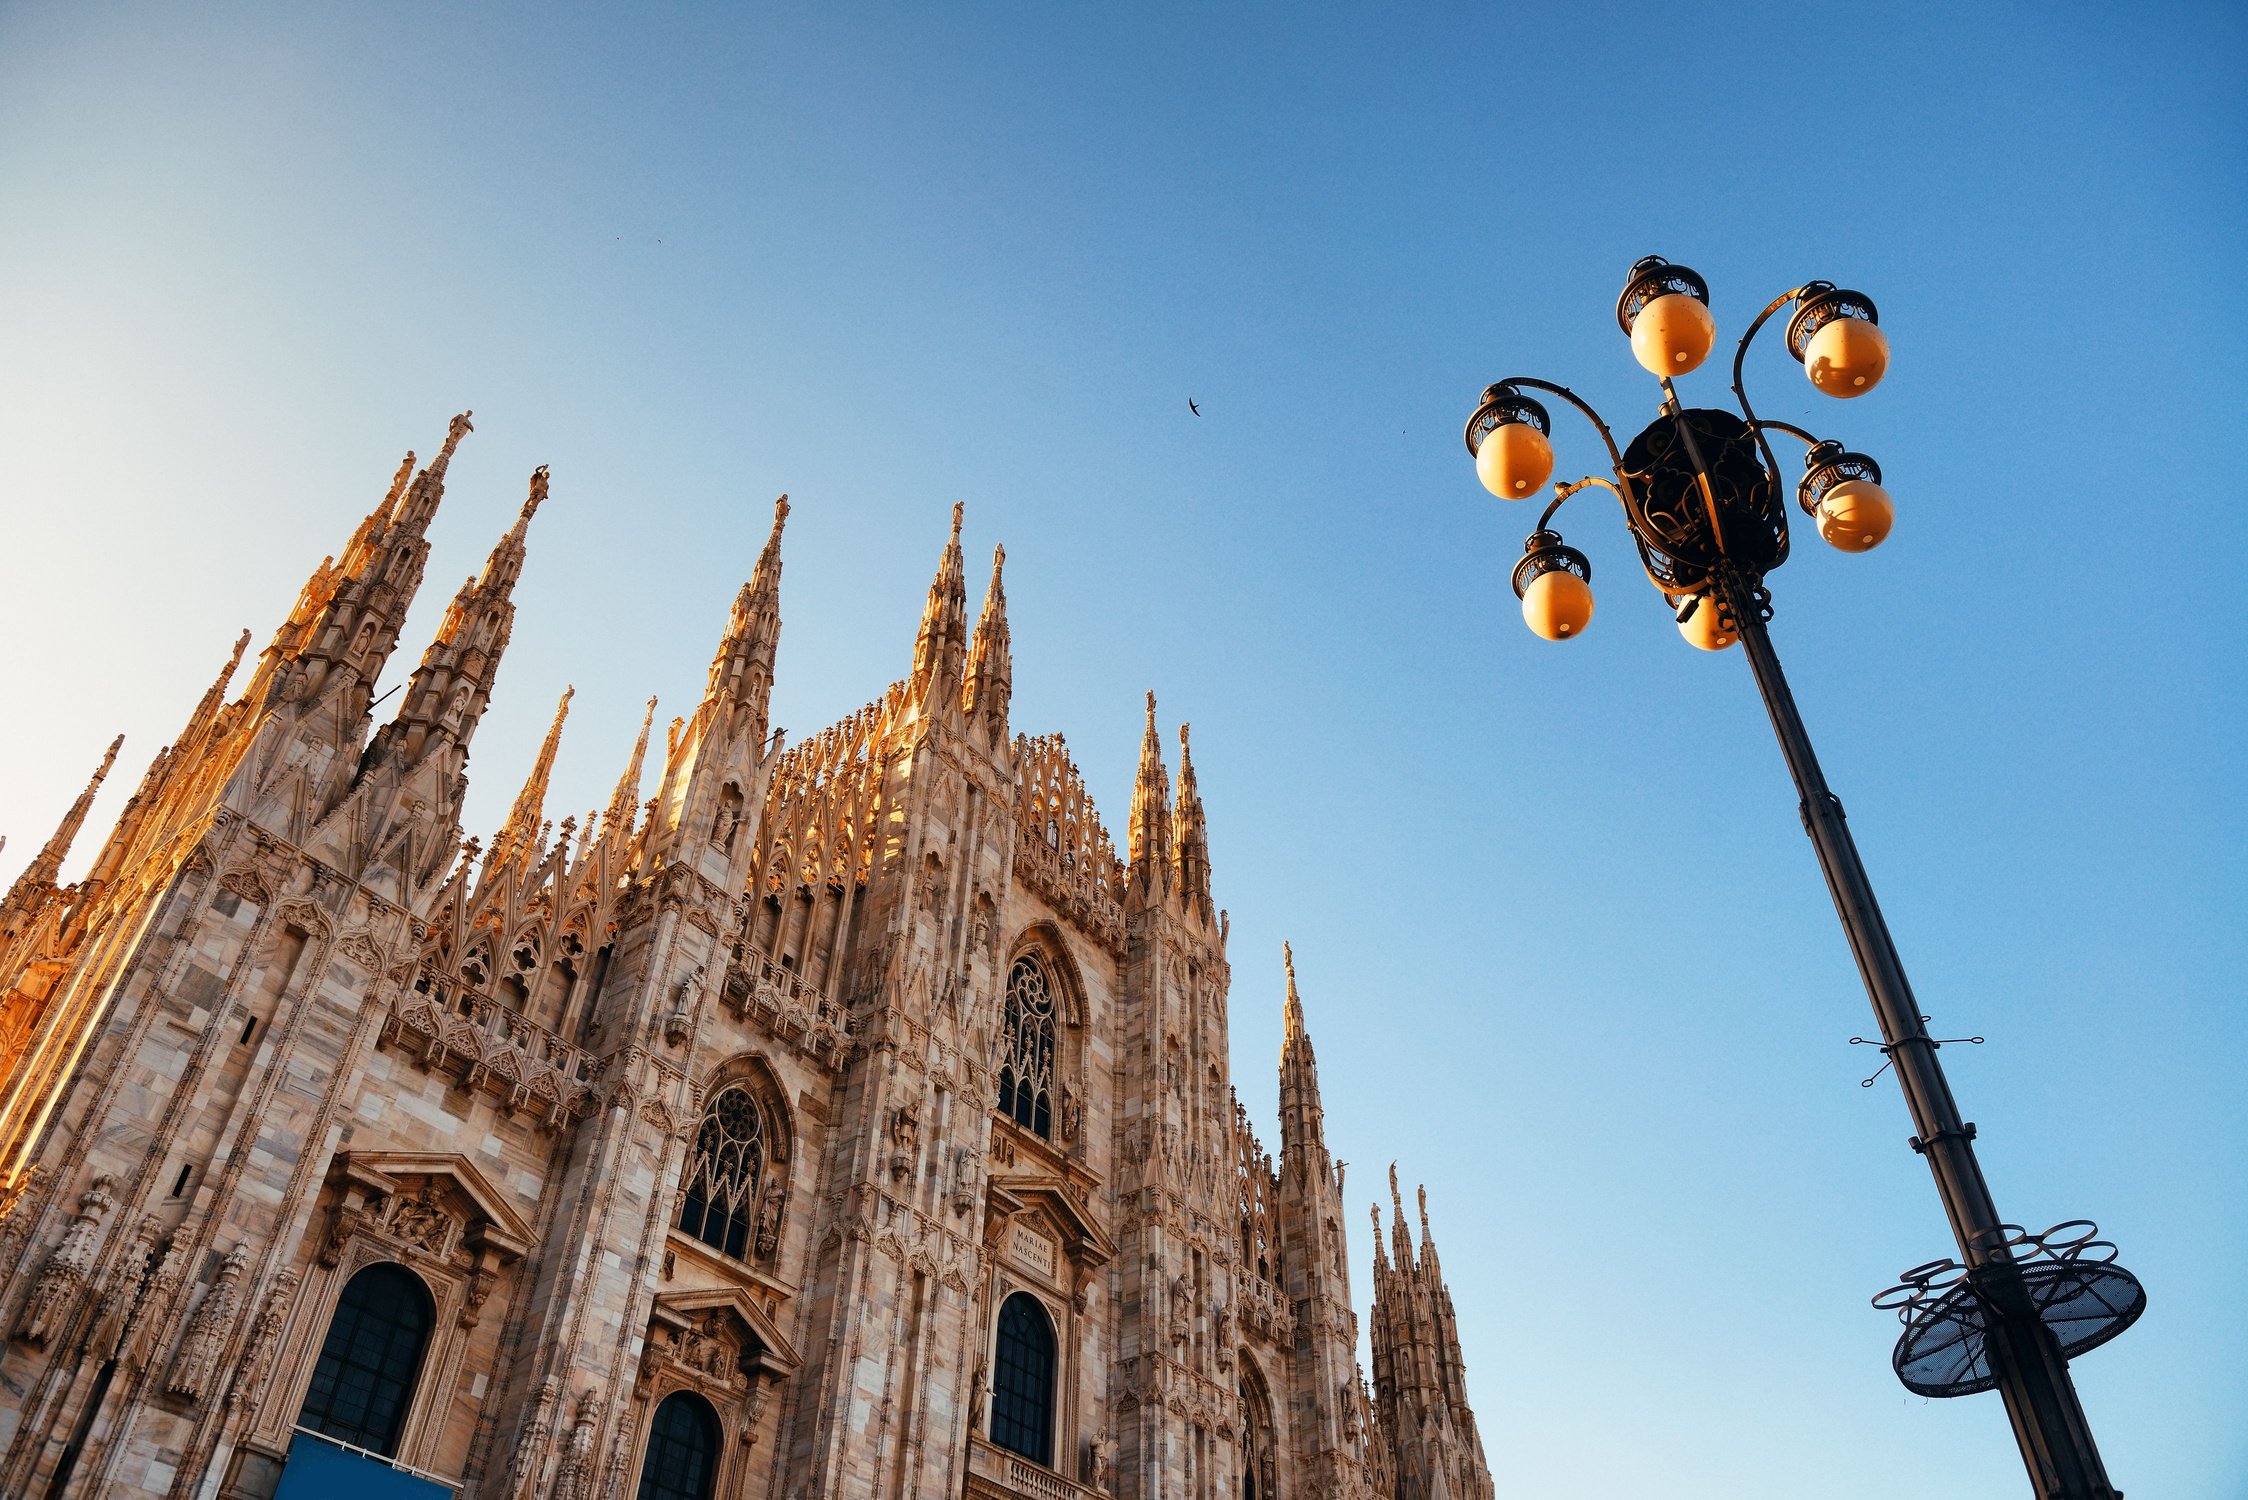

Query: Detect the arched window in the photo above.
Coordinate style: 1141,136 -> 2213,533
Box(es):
678,1087 -> 765,1259
636,1390 -> 721,1500
298,1262 -> 434,1457
990,1292 -> 1057,1466
1240,1367 -> 1276,1500
996,956 -> 1057,1138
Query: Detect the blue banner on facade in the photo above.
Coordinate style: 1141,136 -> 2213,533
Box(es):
272,1433 -> 453,1499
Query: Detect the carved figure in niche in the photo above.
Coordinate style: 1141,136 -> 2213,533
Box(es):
950,1147 -> 981,1215
1061,1086 -> 1083,1143
666,964 -> 704,1045
1088,1434 -> 1114,1491
1260,1450 -> 1276,1495
1213,1301 -> 1232,1350
917,859 -> 943,914
887,1100 -> 920,1182
754,1181 -> 785,1260
967,1357 -> 987,1431
1169,1274 -> 1191,1346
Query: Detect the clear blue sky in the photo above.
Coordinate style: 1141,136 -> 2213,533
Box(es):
2,4 -> 2241,1495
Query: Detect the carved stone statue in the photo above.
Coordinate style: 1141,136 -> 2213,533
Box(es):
888,1100 -> 921,1182
385,1188 -> 454,1255
754,1182 -> 785,1260
665,964 -> 704,1045
1088,1433 -> 1115,1492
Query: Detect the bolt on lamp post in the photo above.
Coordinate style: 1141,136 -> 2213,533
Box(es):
1467,257 -> 2144,1499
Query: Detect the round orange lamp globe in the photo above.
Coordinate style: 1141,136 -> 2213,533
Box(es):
1804,316 -> 1889,397
1630,293 -> 1716,377
1678,597 -> 1738,651
1475,421 -> 1554,500
1815,478 -> 1895,551
1521,570 -> 1594,641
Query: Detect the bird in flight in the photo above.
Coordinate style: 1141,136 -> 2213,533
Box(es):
1187,398 -> 1201,416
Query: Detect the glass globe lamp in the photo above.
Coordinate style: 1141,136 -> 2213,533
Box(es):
1799,443 -> 1894,552
1464,386 -> 1555,500
1617,258 -> 1716,377
1676,594 -> 1739,651
1512,530 -> 1594,641
1787,288 -> 1888,397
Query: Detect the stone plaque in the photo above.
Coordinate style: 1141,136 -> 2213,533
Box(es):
1007,1221 -> 1058,1279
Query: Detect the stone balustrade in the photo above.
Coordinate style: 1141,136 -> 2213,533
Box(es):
966,1435 -> 1097,1500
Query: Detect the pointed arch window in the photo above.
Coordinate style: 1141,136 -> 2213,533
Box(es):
636,1390 -> 721,1500
1240,1367 -> 1277,1500
997,955 -> 1057,1138
990,1292 -> 1057,1466
677,1088 -> 765,1259
298,1262 -> 434,1458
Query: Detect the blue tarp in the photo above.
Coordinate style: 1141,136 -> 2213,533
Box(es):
272,1432 -> 453,1499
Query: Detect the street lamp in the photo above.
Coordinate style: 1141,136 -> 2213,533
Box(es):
1467,257 -> 2145,1500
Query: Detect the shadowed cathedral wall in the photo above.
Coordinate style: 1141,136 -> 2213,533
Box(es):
0,425 -> 1493,1500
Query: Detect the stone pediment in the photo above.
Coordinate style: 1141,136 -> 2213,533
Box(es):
651,1285 -> 802,1378
330,1150 -> 533,1260
989,1173 -> 1114,1269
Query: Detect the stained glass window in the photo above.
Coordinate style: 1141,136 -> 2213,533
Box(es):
678,1088 -> 764,1259
996,957 -> 1056,1138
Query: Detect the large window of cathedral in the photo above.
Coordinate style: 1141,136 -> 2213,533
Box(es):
1239,1365 -> 1277,1499
298,1262 -> 434,1458
996,954 -> 1057,1138
636,1390 -> 721,1500
990,1291 -> 1057,1466
678,1087 -> 766,1260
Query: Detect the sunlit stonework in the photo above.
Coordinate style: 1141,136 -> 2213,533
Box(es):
0,418 -> 1492,1500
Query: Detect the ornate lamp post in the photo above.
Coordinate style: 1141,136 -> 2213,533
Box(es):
1466,258 -> 2144,1499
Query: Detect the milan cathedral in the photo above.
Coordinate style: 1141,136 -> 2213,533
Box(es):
0,415 -> 1494,1499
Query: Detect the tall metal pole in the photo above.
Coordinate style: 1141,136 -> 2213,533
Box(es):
1716,565 -> 2120,1499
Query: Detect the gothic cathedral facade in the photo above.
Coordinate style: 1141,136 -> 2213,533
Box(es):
0,416 -> 1494,1500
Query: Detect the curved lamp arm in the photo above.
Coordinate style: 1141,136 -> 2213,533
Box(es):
1730,283 -> 1822,483
1491,380 -> 1680,587
1491,377 -> 1632,487
1750,418 -> 1821,449
1536,475 -> 1621,532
